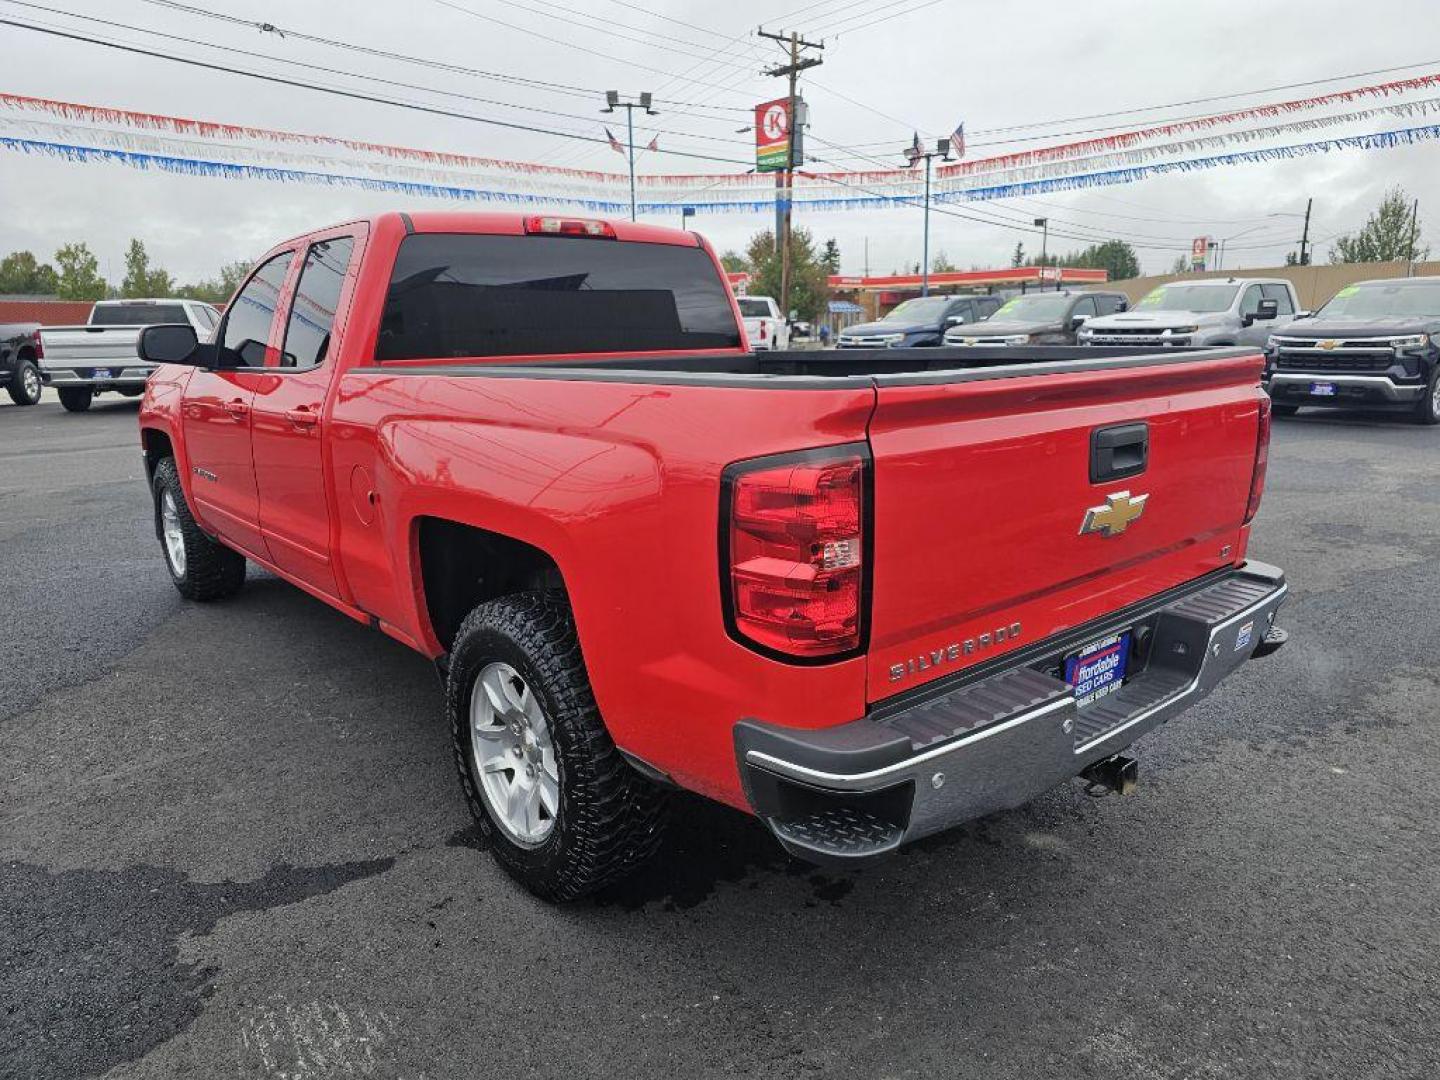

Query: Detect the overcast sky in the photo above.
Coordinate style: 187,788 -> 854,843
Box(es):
1,0 -> 1437,285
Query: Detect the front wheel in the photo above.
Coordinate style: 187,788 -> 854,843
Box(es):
7,359 -> 41,406
1414,368 -> 1440,426
57,387 -> 93,413
151,457 -> 246,600
447,592 -> 667,901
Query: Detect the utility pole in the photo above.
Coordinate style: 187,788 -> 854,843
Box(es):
1033,217 -> 1049,270
1407,198 -> 1420,275
759,27 -> 823,320
602,91 -> 656,221
903,136 -> 953,296
1298,197 -> 1313,266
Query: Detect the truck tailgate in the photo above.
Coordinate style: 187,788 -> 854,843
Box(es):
39,326 -> 144,365
865,351 -> 1265,701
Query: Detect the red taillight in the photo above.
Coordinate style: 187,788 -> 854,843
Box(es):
523,215 -> 617,238
725,448 -> 867,659
1244,395 -> 1272,524
758,320 -> 768,340
31,329 -> 43,359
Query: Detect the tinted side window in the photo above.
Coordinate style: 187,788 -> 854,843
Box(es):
378,234 -> 742,360
1261,283 -> 1295,315
222,253 -> 294,366
1096,294 -> 1125,315
281,237 -> 354,369
1071,296 -> 1098,318
1239,285 -> 1264,317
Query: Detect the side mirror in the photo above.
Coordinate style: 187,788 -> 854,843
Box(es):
137,324 -> 202,365
944,314 -> 966,327
1115,300 -> 1129,312
1070,315 -> 1088,331
1255,298 -> 1280,321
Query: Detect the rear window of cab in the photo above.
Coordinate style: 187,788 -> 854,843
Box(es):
376,233 -> 742,360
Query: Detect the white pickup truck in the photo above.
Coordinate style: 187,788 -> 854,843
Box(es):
40,298 -> 220,412
735,295 -> 791,351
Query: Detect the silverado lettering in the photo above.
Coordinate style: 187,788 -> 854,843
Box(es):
136,211 -> 1290,901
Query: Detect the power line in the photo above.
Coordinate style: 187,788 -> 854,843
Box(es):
809,0 -> 948,37
0,16 -> 754,165
0,3 -> 754,149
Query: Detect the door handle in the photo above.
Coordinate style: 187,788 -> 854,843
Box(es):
223,399 -> 250,422
285,406 -> 321,428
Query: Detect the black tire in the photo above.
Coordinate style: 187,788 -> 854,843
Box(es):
447,591 -> 667,901
57,387 -> 93,413
1413,367 -> 1440,426
150,457 -> 246,601
7,357 -> 41,406
1272,403 -> 1300,417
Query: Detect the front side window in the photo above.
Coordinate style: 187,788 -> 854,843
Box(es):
1071,296 -> 1098,318
1096,294 -> 1126,315
1239,285 -> 1263,317
222,252 -> 294,366
1261,284 -> 1295,315
377,234 -> 741,360
281,237 -> 354,368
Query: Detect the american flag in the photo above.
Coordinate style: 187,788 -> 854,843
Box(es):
605,127 -> 624,155
951,121 -> 965,158
646,135 -> 659,152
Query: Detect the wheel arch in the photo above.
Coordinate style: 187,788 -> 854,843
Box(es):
415,516 -> 568,654
140,426 -> 175,483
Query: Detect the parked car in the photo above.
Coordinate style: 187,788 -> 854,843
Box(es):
736,295 -> 790,351
1,322 -> 43,406
1264,276 -> 1440,423
836,293 -> 1002,348
945,290 -> 1129,346
40,298 -> 221,412
137,211 -> 1288,900
1079,278 -> 1300,349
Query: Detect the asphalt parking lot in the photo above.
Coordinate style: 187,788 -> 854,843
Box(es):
3,393 -> 1438,1080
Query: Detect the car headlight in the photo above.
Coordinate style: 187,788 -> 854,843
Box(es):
1391,334 -> 1429,348
1077,328 -> 1094,339
880,333 -> 906,346
1266,335 -> 1279,350
1162,326 -> 1199,336
1002,334 -> 1032,345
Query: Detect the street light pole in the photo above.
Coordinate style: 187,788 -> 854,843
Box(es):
602,91 -> 656,222
903,137 -> 953,297
1033,217 -> 1049,271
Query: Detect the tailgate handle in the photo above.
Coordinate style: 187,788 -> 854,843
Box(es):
1090,422 -> 1148,483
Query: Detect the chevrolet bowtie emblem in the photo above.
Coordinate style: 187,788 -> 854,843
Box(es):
1318,339 -> 1339,350
1080,490 -> 1149,538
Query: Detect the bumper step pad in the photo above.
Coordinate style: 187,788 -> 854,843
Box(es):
879,667 -> 1070,750
770,806 -> 904,859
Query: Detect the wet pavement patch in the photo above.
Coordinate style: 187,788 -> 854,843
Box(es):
0,857 -> 393,1080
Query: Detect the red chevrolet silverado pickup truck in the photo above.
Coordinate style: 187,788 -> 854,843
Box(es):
136,211 -> 1289,899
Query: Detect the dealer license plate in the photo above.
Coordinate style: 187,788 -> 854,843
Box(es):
91,368 -> 114,380
1065,631 -> 1132,708
1310,381 -> 1337,396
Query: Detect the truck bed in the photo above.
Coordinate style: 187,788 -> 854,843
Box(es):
359,344 -> 1241,386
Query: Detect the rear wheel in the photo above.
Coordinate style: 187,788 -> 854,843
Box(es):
57,387 -> 93,413
447,591 -> 667,901
151,457 -> 246,600
7,358 -> 41,406
1414,367 -> 1440,426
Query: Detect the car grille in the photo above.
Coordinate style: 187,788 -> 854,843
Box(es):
1085,330 -> 1190,347
837,335 -> 893,348
1273,337 -> 1400,374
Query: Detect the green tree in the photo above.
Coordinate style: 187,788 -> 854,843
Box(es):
0,250 -> 60,295
1030,240 -> 1140,280
718,250 -> 748,274
820,238 -> 841,274
742,227 -> 830,321
53,242 -> 107,301
930,249 -> 956,273
1010,242 -> 1025,268
121,238 -> 175,297
1329,187 -> 1428,263
1170,255 -> 1191,274
177,259 -> 252,304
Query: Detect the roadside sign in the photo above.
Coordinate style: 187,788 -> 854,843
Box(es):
755,97 -> 790,173
1191,236 -> 1209,270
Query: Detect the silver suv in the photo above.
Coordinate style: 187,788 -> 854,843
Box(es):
1079,278 -> 1300,348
